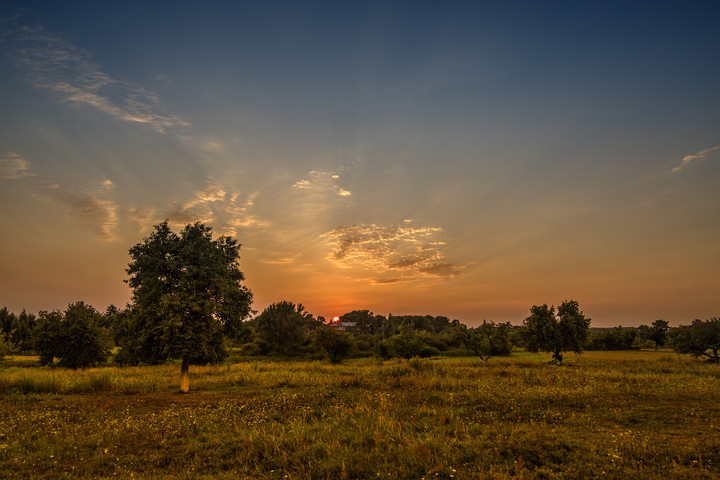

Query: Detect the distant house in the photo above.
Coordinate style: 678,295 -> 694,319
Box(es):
329,321 -> 357,332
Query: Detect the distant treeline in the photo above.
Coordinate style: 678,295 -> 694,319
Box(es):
1,304 -> 718,367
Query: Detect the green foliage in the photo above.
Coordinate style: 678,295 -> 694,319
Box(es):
122,221 -> 253,369
0,332 -> 18,362
586,327 -> 638,351
380,327 -> 437,359
252,301 -> 320,355
649,319 -> 670,350
464,321 -> 512,361
0,307 -> 15,336
670,317 -> 720,362
523,300 -> 590,364
32,302 -> 111,369
313,325 -> 353,363
112,307 -> 166,365
33,310 -> 63,366
9,310 -> 36,353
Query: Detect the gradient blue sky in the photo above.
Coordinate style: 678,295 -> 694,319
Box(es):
1,1 -> 718,326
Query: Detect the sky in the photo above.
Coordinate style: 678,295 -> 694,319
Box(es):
0,1 -> 718,327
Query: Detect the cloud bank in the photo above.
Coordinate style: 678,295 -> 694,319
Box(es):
321,223 -> 463,282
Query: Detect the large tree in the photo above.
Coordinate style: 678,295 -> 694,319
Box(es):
124,221 -> 253,392
522,300 -> 590,365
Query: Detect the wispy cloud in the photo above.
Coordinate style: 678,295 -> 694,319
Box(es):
153,183 -> 267,236
7,24 -> 187,133
321,223 -> 464,282
292,170 -> 352,197
56,192 -> 118,241
1,151 -> 118,240
0,152 -> 34,179
672,145 -> 720,172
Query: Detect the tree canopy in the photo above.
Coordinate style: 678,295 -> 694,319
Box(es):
522,300 -> 590,364
123,221 -> 253,391
33,302 -> 111,369
671,318 -> 720,362
463,321 -> 512,361
251,301 -> 320,355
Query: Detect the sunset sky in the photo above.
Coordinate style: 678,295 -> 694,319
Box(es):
1,1 -> 718,327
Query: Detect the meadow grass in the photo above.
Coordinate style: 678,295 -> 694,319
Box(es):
0,352 -> 718,479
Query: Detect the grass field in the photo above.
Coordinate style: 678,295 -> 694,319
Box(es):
0,352 -> 718,479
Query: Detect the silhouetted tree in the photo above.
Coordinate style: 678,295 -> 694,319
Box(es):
649,319 -> 670,350
124,221 -> 253,392
340,310 -> 382,335
523,300 -> 590,364
670,318 -> 720,362
0,307 -> 15,336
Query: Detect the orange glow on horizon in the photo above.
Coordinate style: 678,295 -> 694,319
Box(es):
332,316 -> 340,323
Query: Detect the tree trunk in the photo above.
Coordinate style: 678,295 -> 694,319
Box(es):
553,351 -> 563,365
180,356 -> 190,393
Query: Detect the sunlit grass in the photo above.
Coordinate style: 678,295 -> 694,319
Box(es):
0,354 -> 718,479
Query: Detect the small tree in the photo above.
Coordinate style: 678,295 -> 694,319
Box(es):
523,300 -> 590,365
33,302 -> 111,369
670,318 -> 720,362
252,301 -> 320,356
33,310 -> 63,366
124,221 -> 253,392
0,332 -> 18,363
464,321 -> 512,361
381,326 -> 435,359
314,325 -> 353,364
11,310 -> 36,353
648,319 -> 670,351
0,307 -> 16,336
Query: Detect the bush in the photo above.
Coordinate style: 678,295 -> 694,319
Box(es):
380,328 -> 437,359
586,327 -> 638,351
313,326 -> 353,364
33,302 -> 112,369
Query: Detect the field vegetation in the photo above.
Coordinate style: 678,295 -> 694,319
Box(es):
1,224 -> 718,478
1,351 -> 718,479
